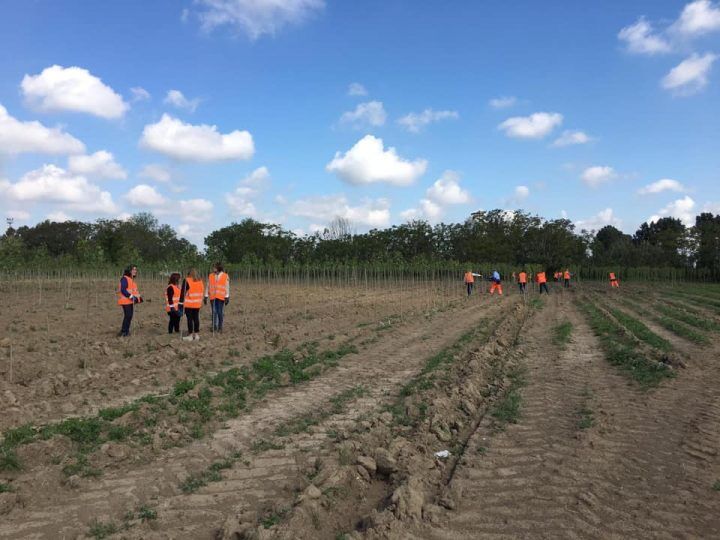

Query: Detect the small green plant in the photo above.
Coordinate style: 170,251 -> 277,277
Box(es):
88,520 -> 118,540
552,320 -> 573,348
137,505 -> 158,522
0,482 -> 14,493
0,447 -> 21,471
250,439 -> 285,453
261,508 -> 288,529
607,306 -> 672,352
712,480 -> 720,491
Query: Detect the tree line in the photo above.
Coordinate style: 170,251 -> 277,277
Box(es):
2,210 -> 720,279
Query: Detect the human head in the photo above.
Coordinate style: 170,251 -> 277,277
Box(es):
214,262 -> 224,273
124,265 -> 137,278
168,272 -> 180,286
187,268 -> 198,281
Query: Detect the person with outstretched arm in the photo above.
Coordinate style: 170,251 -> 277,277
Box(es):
178,268 -> 204,341
204,262 -> 230,333
117,265 -> 142,337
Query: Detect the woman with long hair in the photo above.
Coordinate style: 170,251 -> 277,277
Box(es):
117,265 -> 142,337
178,268 -> 204,341
165,272 -> 182,334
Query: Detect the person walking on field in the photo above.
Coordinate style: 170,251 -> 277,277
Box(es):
205,263 -> 230,333
536,270 -> 550,295
464,270 -> 482,296
117,265 -> 142,337
179,268 -> 204,341
563,268 -> 572,288
165,272 -> 182,334
517,269 -> 528,293
609,272 -> 620,288
489,270 -> 503,295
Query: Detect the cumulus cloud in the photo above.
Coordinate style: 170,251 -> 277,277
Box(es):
339,101 -> 386,128
552,130 -> 592,147
618,17 -> 672,54
514,185 -> 530,200
649,195 -> 696,225
347,82 -> 368,96
662,52 -> 717,94
326,135 -> 427,186
139,164 -> 171,183
0,164 -> 118,214
638,178 -> 686,195
288,194 -> 391,228
47,211 -> 71,223
0,104 -> 85,155
140,114 -> 254,161
397,109 -> 458,133
489,96 -> 517,109
239,165 -> 270,188
68,150 -> 127,180
164,89 -> 200,112
21,65 -> 129,119
195,0 -> 325,39
581,166 -> 617,187
130,87 -> 151,102
225,166 -> 270,217
671,0 -> 720,36
401,199 -> 442,222
401,170 -> 471,222
6,210 -> 31,222
125,184 -> 167,207
498,112 -> 563,139
177,199 -> 214,223
575,208 -> 622,231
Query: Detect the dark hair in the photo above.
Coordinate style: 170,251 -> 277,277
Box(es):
214,262 -> 224,272
123,265 -> 135,277
168,272 -> 180,285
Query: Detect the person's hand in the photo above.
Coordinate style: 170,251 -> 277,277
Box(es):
178,307 -> 184,317
133,296 -> 139,304
203,297 -> 208,305
224,298 -> 229,306
137,296 -> 144,304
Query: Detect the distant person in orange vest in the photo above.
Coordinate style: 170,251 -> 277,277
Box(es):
517,270 -> 528,293
165,272 -> 181,334
117,265 -> 142,337
563,268 -> 571,288
609,272 -> 620,288
464,270 -> 482,296
179,268 -> 204,341
536,270 -> 549,295
489,270 -> 503,295
205,263 -> 230,333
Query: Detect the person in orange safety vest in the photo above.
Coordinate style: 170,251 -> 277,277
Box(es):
205,262 -> 230,333
179,268 -> 204,341
563,268 -> 571,288
165,272 -> 181,334
536,271 -> 549,295
609,272 -> 620,288
517,270 -> 528,293
464,270 -> 482,297
117,265 -> 142,337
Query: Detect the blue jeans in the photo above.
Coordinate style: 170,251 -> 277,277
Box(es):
120,304 -> 133,336
212,299 -> 225,331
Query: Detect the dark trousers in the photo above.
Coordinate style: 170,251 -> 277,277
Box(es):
539,283 -> 549,294
466,283 -> 474,296
564,279 -> 570,288
211,299 -> 225,331
120,304 -> 133,336
168,311 -> 181,333
518,282 -> 526,293
185,308 -> 200,334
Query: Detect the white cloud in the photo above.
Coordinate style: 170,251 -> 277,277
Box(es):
0,104 -> 85,155
195,0 -> 325,39
672,0 -> 720,36
339,101 -> 386,128
125,184 -> 166,207
618,17 -> 672,54
514,185 -> 530,200
139,164 -> 171,183
662,52 -> 717,94
164,89 -> 200,112
225,166 -> 270,217
397,109 -> 459,133
347,82 -> 368,96
130,87 -> 151,102
489,96 -> 517,109
68,150 -> 127,180
140,114 -> 254,161
426,170 -> 471,205
21,65 -> 129,119
638,178 -> 686,195
47,211 -> 71,222
575,208 -> 622,231
649,195 -> 696,225
401,199 -> 443,222
240,166 -> 270,188
552,130 -> 592,147
6,210 -> 31,221
326,135 -> 427,186
498,112 -> 563,139
581,166 -> 617,187
0,164 -> 118,214
177,199 -> 214,223
288,194 -> 390,228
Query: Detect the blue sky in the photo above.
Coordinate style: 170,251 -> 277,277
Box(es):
1,0 -> 719,244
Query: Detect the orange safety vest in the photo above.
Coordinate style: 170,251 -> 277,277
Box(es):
563,270 -> 570,280
609,272 -> 617,281
537,272 -> 547,284
165,284 -> 180,313
183,278 -> 204,309
117,276 -> 139,306
518,272 -> 527,284
208,272 -> 229,301
464,272 -> 475,284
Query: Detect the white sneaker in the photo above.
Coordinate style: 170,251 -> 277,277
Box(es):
182,335 -> 193,342
193,334 -> 200,341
